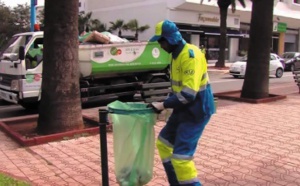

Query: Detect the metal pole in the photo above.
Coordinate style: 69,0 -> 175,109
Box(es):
30,0 -> 36,32
99,109 -> 109,186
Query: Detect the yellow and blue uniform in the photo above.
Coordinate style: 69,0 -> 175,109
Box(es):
150,20 -> 215,186
157,39 -> 214,186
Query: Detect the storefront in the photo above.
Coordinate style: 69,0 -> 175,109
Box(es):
168,10 -> 242,61
239,22 -> 292,56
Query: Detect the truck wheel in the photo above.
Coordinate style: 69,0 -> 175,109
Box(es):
19,101 -> 39,110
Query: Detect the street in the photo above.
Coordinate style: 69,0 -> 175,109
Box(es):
0,71 -> 297,119
210,71 -> 295,93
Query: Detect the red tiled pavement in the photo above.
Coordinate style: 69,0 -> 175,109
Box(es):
0,82 -> 300,186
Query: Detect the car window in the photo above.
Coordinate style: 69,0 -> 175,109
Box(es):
283,53 -> 294,59
270,55 -> 276,60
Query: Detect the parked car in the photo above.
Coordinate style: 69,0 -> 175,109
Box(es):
273,53 -> 285,69
229,53 -> 284,78
282,52 -> 300,71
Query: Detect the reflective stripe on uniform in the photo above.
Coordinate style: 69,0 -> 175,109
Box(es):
156,137 -> 173,161
158,136 -> 173,148
162,157 -> 172,163
173,82 -> 209,95
182,87 -> 197,96
176,92 -> 189,104
200,83 -> 208,92
179,178 -> 200,185
172,154 -> 194,160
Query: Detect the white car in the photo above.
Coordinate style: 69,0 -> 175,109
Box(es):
229,53 -> 284,78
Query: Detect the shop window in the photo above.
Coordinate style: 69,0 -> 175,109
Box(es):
294,0 -> 300,4
206,36 -> 229,60
208,37 -> 219,49
238,38 -> 249,56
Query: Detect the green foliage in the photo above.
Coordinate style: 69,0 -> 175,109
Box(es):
78,11 -> 107,34
0,1 -> 30,48
0,173 -> 31,186
78,11 -> 92,33
36,10 -> 107,34
36,8 -> 45,25
126,19 -> 150,40
109,19 -> 128,36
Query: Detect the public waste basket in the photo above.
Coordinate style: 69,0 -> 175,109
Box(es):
107,101 -> 156,186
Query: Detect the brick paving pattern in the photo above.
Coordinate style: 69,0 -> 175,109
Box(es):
0,83 -> 299,186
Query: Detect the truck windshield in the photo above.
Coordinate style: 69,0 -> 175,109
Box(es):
0,35 -> 32,60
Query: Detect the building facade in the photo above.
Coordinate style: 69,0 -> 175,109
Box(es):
85,0 -> 300,62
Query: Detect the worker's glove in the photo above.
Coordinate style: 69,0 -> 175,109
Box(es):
147,102 -> 165,114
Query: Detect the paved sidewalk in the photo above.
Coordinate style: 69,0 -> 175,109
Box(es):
0,85 -> 300,185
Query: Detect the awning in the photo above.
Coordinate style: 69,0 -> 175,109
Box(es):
200,27 -> 244,38
177,24 -> 244,38
179,29 -> 204,34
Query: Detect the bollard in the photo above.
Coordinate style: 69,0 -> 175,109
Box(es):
99,109 -> 109,186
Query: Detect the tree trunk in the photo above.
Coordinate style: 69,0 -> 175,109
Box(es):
241,0 -> 274,99
37,0 -> 84,134
215,6 -> 228,67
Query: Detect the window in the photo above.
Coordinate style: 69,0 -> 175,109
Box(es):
26,37 -> 43,69
294,0 -> 300,4
270,55 -> 276,60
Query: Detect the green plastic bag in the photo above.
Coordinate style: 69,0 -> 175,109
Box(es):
108,101 -> 156,186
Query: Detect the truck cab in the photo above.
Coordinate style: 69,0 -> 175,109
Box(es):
0,32 -> 43,108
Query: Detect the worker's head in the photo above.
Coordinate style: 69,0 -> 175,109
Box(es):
150,20 -> 182,53
149,20 -> 182,45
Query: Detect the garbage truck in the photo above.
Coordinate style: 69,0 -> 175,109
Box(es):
0,31 -> 171,109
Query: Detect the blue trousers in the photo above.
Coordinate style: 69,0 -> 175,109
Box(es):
157,112 -> 211,186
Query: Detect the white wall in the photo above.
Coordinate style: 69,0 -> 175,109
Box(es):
86,0 -> 168,41
229,38 -> 239,62
168,9 -> 240,29
79,0 -> 86,12
191,34 -> 200,47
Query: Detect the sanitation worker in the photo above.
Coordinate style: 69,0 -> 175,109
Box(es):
148,20 -> 215,186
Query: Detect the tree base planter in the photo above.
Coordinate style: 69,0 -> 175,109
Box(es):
214,90 -> 286,103
0,115 -> 104,147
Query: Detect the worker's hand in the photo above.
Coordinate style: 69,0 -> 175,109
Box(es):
147,102 -> 165,114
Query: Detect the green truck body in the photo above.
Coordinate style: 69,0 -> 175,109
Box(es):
0,32 -> 171,109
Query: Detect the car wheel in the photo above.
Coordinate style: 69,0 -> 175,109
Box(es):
275,68 -> 283,78
233,75 -> 239,78
291,64 -> 295,72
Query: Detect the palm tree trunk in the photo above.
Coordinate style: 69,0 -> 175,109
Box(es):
241,0 -> 274,99
37,0 -> 84,134
215,6 -> 228,67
